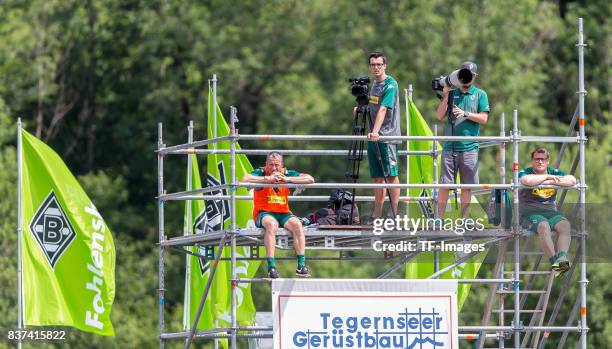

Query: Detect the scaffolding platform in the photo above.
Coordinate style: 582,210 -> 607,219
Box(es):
156,18 -> 590,349
162,226 -> 511,250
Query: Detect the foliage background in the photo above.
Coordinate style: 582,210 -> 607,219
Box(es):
0,0 -> 609,347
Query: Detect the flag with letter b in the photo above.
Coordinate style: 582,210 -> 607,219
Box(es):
20,129 -> 116,336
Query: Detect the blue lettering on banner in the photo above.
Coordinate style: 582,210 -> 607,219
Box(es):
291,308 -> 447,348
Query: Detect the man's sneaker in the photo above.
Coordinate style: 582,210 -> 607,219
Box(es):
555,255 -> 571,278
550,254 -> 560,271
551,260 -> 561,272
431,218 -> 444,231
268,268 -> 279,279
295,266 -> 311,278
364,216 -> 377,226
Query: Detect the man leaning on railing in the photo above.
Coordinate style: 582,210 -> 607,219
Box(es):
242,151 -> 315,279
519,147 -> 577,277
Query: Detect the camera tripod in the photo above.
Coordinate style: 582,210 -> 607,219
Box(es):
345,99 -> 396,222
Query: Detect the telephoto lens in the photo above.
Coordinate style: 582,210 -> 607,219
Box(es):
445,68 -> 473,87
431,68 -> 474,91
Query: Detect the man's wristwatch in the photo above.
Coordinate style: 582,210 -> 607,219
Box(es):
464,111 -> 470,118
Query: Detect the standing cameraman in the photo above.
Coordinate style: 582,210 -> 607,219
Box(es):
366,51 -> 401,221
436,61 -> 489,219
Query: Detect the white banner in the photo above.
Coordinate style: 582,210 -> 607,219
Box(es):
272,279 -> 458,349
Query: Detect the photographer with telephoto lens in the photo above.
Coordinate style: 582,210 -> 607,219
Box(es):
434,61 -> 490,219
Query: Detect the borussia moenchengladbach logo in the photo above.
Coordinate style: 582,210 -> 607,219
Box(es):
193,161 -> 230,276
193,161 -> 230,236
29,191 -> 77,268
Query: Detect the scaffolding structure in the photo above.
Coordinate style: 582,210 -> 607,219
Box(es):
156,19 -> 588,349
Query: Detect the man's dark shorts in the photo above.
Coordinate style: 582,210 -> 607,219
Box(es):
368,142 -> 399,178
439,149 -> 479,184
255,211 -> 297,228
521,210 -> 569,234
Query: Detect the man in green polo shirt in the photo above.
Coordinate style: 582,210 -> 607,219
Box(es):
519,147 -> 576,277
365,51 -> 401,221
436,61 -> 489,219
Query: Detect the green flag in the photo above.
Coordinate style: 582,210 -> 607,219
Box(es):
183,90 -> 261,337
21,129 -> 115,336
403,99 -> 487,310
206,92 -> 260,327
405,98 -> 442,218
183,153 -> 228,327
183,153 -> 230,349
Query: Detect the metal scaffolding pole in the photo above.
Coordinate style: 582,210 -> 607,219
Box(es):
159,136 -> 233,154
460,326 -> 581,332
160,184 -> 234,200
499,111 -> 506,349
161,183 -> 577,201
405,85 -> 413,216
237,133 -> 580,143
166,142 -> 516,156
512,110 -> 521,349
577,17 -> 588,349
229,106 -> 238,349
159,182 -> 575,202
183,121 -> 194,348
235,182 -> 574,192
212,74 -> 218,140
239,134 -> 513,142
166,325 -> 583,339
17,118 -> 23,349
164,194 -> 433,202
169,148 -> 436,156
238,276 -> 513,285
499,112 -> 506,228
158,123 -> 166,349
239,182 -> 516,190
160,134 -> 582,155
433,124 -> 439,218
